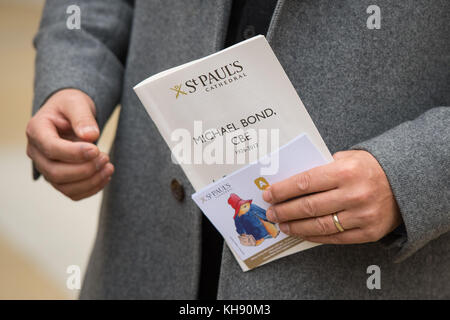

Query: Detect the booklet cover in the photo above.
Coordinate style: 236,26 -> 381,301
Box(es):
134,35 -> 333,191
134,35 -> 333,270
192,134 -> 327,271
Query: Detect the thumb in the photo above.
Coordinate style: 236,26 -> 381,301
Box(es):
60,90 -> 100,142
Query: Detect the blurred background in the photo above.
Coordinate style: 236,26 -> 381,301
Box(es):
0,0 -> 119,299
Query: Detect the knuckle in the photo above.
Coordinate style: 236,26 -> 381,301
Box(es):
354,188 -> 372,203
343,190 -> 356,204
271,205 -> 284,221
295,172 -> 311,192
315,217 -> 329,235
338,160 -> 359,179
361,209 -> 378,223
286,223 -> 298,235
299,197 -> 316,217
348,159 -> 361,171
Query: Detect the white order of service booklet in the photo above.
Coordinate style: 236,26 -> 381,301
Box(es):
134,35 -> 333,271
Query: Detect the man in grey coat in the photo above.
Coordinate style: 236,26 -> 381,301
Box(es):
26,0 -> 449,299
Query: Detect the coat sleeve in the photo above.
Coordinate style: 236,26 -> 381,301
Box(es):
32,0 -> 134,131
351,106 -> 450,262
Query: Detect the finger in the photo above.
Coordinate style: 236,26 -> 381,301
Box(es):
279,211 -> 359,237
27,144 -> 109,184
59,93 -> 99,142
70,176 -> 112,201
302,228 -> 371,245
266,189 -> 346,223
263,162 -> 339,204
53,163 -> 114,199
27,116 -> 99,162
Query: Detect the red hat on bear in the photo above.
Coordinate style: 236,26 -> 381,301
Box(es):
228,193 -> 252,219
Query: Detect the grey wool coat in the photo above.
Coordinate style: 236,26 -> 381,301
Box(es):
33,0 -> 449,299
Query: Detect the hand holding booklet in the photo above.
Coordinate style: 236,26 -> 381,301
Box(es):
192,133 -> 328,270
134,35 -> 333,271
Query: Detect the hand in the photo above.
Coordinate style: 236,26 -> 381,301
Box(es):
26,89 -> 114,201
263,150 -> 402,244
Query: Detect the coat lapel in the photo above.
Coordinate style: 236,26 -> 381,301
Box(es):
267,0 -> 285,43
212,0 -> 233,50
213,0 -> 286,48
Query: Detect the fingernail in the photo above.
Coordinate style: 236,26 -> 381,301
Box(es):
82,146 -> 98,160
95,155 -> 108,171
263,189 -> 272,202
100,164 -> 113,179
266,207 -> 278,222
279,223 -> 289,234
79,126 -> 99,136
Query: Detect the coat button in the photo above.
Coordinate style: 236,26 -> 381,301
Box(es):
243,25 -> 255,39
170,179 -> 185,202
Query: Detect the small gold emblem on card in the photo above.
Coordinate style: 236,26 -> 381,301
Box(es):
254,177 -> 270,190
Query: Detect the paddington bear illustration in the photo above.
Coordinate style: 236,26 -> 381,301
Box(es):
227,193 -> 280,246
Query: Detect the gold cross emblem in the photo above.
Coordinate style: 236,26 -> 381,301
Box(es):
254,177 -> 270,190
170,84 -> 187,99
